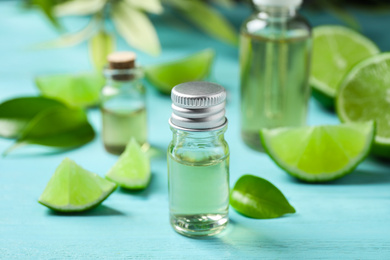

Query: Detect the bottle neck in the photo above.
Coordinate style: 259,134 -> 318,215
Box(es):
254,5 -> 297,20
104,67 -> 143,85
171,126 -> 227,145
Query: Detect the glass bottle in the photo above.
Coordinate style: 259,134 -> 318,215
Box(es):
168,81 -> 230,237
240,0 -> 311,151
101,52 -> 147,155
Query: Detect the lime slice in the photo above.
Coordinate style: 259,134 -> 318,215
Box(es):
145,49 -> 215,94
310,26 -> 379,108
337,53 -> 390,157
106,138 -> 151,189
261,122 -> 375,182
38,158 -> 117,212
35,72 -> 105,108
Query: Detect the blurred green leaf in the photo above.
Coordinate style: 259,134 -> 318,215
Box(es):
32,17 -> 97,49
89,30 -> 115,71
5,106 -> 95,156
27,0 -> 63,29
145,48 -> 215,94
54,0 -> 106,16
35,72 -> 105,108
0,97 -> 65,139
124,0 -> 163,14
112,1 -> 161,56
166,0 -> 238,45
325,3 -> 361,31
230,175 -> 296,219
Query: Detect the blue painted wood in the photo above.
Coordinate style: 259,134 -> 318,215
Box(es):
1,2 -> 390,259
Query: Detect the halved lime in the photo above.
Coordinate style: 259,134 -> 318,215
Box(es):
261,122 -> 375,182
106,138 -> 151,189
145,49 -> 215,94
311,26 -> 379,108
35,72 -> 105,108
337,53 -> 390,157
38,158 -> 117,212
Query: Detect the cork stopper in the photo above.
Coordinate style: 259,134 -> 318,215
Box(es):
108,51 -> 136,70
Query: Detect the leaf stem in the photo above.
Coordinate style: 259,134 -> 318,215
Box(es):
3,142 -> 26,157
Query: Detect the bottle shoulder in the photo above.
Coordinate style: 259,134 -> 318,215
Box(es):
102,78 -> 146,97
241,12 -> 311,40
168,138 -> 229,165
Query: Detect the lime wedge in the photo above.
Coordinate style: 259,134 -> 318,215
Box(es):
337,53 -> 390,157
261,122 -> 375,182
38,158 -> 117,212
35,72 -> 105,108
106,138 -> 151,189
145,49 -> 215,94
311,26 -> 379,108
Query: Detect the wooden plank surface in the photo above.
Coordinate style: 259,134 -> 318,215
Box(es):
1,2 -> 390,259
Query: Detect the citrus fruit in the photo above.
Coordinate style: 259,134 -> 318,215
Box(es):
310,26 -> 379,108
337,53 -> 390,157
260,122 -> 375,182
145,48 -> 215,94
106,138 -> 151,189
38,158 -> 117,212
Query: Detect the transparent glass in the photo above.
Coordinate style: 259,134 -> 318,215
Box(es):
168,126 -> 230,237
101,68 -> 147,155
240,5 -> 312,151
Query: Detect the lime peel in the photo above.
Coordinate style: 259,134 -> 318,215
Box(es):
336,53 -> 390,157
310,25 -> 379,108
261,122 -> 375,182
145,48 -> 215,94
105,138 -> 151,189
38,158 -> 117,212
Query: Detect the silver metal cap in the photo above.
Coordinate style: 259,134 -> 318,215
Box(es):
169,81 -> 227,131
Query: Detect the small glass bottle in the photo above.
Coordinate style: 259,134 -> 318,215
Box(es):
101,52 -> 147,154
168,81 -> 230,237
240,0 -> 311,151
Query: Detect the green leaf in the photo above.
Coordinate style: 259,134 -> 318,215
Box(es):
32,17 -> 97,49
54,0 -> 106,17
0,97 -> 65,139
5,106 -> 95,156
124,0 -> 163,14
112,1 -> 161,56
89,30 -> 115,71
168,0 -> 237,45
28,0 -> 62,29
145,48 -> 215,94
35,72 -> 105,108
321,1 -> 361,31
230,175 -> 296,219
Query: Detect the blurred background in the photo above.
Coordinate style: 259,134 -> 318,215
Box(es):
2,0 -> 390,81
2,0 -> 390,154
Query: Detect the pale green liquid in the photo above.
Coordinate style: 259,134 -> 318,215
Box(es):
168,154 -> 229,237
240,33 -> 311,151
102,107 -> 147,154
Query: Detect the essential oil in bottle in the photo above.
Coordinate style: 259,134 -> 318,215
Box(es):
168,81 -> 230,237
101,52 -> 147,155
240,0 -> 312,151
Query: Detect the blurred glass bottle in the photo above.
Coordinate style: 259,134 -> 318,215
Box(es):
240,0 -> 311,151
101,52 -> 147,155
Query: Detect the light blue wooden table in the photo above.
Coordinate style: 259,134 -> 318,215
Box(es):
1,2 -> 390,259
